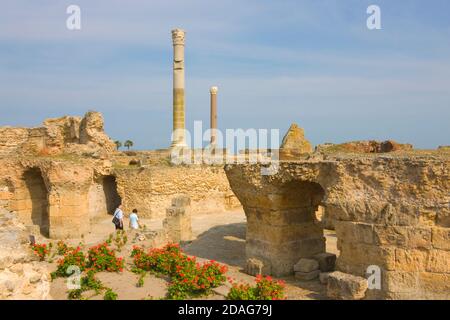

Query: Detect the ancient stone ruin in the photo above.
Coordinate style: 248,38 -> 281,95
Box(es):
225,151 -> 450,299
0,27 -> 448,300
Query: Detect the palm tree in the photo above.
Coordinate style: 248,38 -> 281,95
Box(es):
124,140 -> 134,150
114,140 -> 122,150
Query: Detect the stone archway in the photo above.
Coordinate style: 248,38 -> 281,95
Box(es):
22,168 -> 49,237
88,175 -> 121,220
244,180 -> 326,276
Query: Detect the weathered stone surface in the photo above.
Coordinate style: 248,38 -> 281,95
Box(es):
224,154 -> 450,299
319,272 -> 331,285
294,258 -> 319,273
280,123 -> 312,152
316,140 -> 413,154
432,227 -> 450,250
246,258 -> 271,276
0,111 -> 115,157
0,207 -> 51,299
114,164 -> 242,218
163,195 -> 193,243
295,270 -> 320,281
327,271 -> 368,300
279,123 -> 312,160
314,253 -> 336,272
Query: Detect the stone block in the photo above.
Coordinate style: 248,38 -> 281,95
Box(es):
246,258 -> 266,276
335,221 -> 374,245
319,272 -> 331,285
171,195 -> 191,208
338,242 -> 396,271
426,250 -> 450,273
295,270 -> 320,281
407,227 -> 432,249
327,271 -> 368,300
431,227 -> 450,250
382,271 -> 419,294
417,272 -> 450,299
314,252 -> 337,272
394,248 -> 428,272
293,258 -> 319,273
373,225 -> 408,247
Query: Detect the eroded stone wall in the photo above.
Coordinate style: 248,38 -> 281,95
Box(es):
0,158 -> 104,239
0,208 -> 51,299
225,154 -> 450,299
0,111 -> 115,157
114,165 -> 242,218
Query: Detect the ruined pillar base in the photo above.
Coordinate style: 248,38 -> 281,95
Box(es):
163,195 -> 193,243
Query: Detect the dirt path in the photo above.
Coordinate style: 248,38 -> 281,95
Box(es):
48,211 -> 337,300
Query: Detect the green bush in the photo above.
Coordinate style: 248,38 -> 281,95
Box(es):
131,244 -> 228,300
52,247 -> 86,278
87,243 -> 124,272
104,289 -> 118,300
226,275 -> 286,300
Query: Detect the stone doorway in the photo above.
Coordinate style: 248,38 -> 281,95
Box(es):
22,168 -> 49,237
244,180 -> 327,276
88,175 -> 121,220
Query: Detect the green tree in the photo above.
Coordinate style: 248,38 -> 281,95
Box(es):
124,140 -> 134,150
114,140 -> 122,150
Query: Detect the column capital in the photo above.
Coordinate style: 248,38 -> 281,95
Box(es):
171,28 -> 186,46
210,86 -> 218,94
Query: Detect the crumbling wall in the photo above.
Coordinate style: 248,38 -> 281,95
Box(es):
225,155 -> 450,299
114,165 -> 242,218
0,111 -> 115,157
0,158 -> 108,239
0,208 -> 51,299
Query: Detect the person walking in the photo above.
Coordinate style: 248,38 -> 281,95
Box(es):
112,204 -> 124,231
129,208 -> 140,230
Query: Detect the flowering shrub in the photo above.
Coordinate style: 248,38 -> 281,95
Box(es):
226,283 -> 258,300
31,243 -> 49,261
167,259 -> 228,299
131,244 -> 228,299
56,240 -> 72,255
52,247 -> 86,278
132,243 -> 185,276
104,289 -> 118,300
66,271 -> 108,300
81,270 -> 104,294
226,275 -> 286,300
87,243 -> 124,272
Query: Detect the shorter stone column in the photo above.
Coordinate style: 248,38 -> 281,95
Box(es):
210,86 -> 218,146
163,195 -> 193,243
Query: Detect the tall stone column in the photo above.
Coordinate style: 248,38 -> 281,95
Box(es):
171,28 -> 187,148
210,86 -> 218,146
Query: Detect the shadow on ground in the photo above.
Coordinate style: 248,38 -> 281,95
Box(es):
182,222 -> 247,268
182,221 -> 329,300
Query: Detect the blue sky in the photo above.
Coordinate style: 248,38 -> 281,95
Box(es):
1,0 -> 449,149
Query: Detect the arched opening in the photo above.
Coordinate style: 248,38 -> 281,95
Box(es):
103,175 -> 121,214
88,175 -> 121,220
22,168 -> 49,237
244,180 -> 328,276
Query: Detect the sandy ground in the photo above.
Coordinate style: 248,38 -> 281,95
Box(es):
48,211 -> 338,300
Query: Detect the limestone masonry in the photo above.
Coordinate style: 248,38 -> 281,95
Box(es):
0,112 -> 449,300
225,151 -> 450,299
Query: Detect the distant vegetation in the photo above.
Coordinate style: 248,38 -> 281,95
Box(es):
114,140 -> 134,151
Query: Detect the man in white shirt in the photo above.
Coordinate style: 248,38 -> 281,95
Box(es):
129,209 -> 140,230
113,205 -> 124,230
